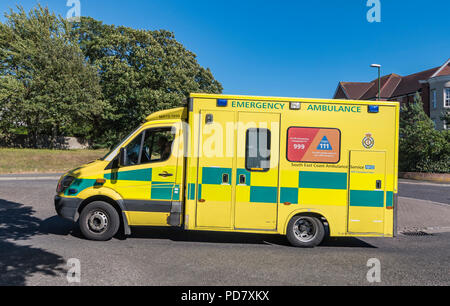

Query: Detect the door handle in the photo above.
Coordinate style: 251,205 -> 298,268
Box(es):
376,180 -> 382,190
239,175 -> 246,185
159,171 -> 173,178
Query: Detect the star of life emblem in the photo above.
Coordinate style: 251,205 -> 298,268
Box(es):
363,133 -> 375,149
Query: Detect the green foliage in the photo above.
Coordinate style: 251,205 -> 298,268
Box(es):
71,17 -> 223,147
0,6 -> 222,149
399,93 -> 450,173
0,6 -> 105,147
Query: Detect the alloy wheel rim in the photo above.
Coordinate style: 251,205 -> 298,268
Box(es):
293,218 -> 317,242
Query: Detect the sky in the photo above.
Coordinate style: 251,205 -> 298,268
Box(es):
1,0 -> 449,98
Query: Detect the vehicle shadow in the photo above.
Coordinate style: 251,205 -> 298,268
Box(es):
320,237 -> 377,248
129,227 -> 291,246
128,227 -> 377,248
0,199 -> 67,286
39,216 -> 75,236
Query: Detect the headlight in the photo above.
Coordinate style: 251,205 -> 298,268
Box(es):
56,176 -> 75,193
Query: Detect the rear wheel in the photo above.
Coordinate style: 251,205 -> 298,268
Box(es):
286,215 -> 325,248
79,201 -> 120,241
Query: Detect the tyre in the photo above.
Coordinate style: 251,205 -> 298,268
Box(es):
79,201 -> 120,241
286,215 -> 325,248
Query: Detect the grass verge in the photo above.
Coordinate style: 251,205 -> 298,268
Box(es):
0,148 -> 108,174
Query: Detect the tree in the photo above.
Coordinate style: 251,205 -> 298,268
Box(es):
71,17 -> 223,147
0,6 -> 105,148
399,93 -> 449,173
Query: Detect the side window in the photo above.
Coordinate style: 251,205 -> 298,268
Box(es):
445,88 -> 450,108
124,133 -> 143,166
245,128 -> 271,172
140,128 -> 175,164
122,127 -> 175,167
431,89 -> 437,109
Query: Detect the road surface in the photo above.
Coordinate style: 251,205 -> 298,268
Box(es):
0,177 -> 449,286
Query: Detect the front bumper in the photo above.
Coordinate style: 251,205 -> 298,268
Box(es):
54,196 -> 83,221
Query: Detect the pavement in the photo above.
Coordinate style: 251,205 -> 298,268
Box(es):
0,175 -> 449,286
398,198 -> 450,234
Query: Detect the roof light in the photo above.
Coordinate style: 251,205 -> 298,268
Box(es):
290,102 -> 301,110
217,99 -> 228,107
368,105 -> 379,113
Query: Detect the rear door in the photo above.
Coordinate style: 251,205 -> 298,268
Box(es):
234,112 -> 280,230
348,151 -> 386,234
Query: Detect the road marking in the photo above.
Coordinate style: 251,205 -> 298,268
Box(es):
399,197 -> 450,207
399,180 -> 450,187
0,176 -> 60,181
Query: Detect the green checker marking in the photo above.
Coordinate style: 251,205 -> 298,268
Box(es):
350,190 -> 385,208
280,187 -> 299,204
299,171 -> 348,190
202,167 -> 232,185
104,168 -> 152,182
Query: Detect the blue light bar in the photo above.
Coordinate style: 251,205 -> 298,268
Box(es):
217,99 -> 228,107
368,105 -> 379,113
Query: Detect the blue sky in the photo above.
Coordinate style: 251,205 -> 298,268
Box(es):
1,0 -> 449,98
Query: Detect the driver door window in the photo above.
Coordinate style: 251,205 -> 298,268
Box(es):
141,129 -> 175,164
123,128 -> 174,167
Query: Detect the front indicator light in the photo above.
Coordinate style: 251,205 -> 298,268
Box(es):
95,179 -> 106,186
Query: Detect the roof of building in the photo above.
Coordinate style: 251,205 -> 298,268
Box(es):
335,59 -> 450,100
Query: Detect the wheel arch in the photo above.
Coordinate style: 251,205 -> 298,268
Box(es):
78,195 -> 131,236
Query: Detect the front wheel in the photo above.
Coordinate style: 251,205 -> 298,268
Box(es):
79,201 -> 120,241
286,215 -> 325,248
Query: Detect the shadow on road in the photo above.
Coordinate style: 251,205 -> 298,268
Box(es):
128,227 -> 377,248
0,199 -> 67,286
130,227 -> 291,246
320,237 -> 376,248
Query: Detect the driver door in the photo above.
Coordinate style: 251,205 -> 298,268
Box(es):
104,125 -> 179,226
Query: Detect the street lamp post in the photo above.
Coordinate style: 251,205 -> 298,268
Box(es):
371,64 -> 381,101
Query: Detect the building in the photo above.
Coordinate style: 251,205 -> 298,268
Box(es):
333,59 -> 450,130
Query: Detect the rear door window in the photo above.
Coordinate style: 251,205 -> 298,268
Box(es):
245,128 -> 271,172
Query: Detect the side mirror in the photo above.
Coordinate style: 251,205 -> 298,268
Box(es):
119,148 -> 126,167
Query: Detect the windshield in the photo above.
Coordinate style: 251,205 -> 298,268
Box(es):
99,149 -> 115,161
100,126 -> 142,162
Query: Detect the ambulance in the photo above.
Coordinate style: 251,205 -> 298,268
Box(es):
55,93 -> 400,247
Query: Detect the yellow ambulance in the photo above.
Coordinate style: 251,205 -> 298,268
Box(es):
55,93 -> 400,247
